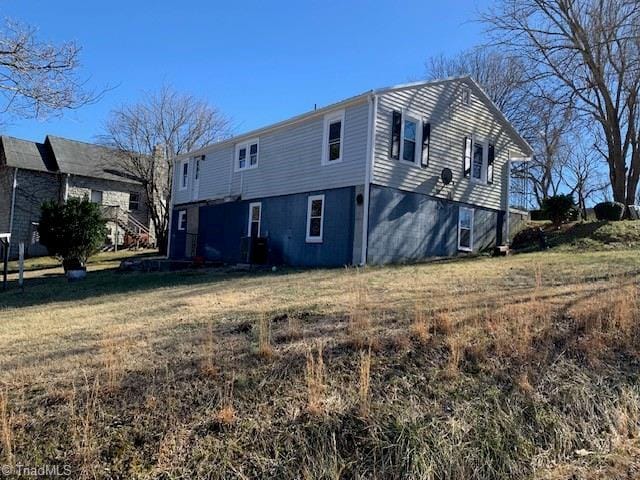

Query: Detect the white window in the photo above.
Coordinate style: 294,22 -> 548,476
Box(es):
462,86 -> 471,106
467,136 -> 491,184
458,207 -> 474,251
400,112 -> 422,165
322,110 -> 345,165
90,190 -> 103,204
472,141 -> 484,181
179,160 -> 189,190
306,194 -> 325,243
235,139 -> 259,171
177,210 -> 187,231
248,202 -> 262,238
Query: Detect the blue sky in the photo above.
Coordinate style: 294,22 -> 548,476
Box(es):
1,0 -> 488,144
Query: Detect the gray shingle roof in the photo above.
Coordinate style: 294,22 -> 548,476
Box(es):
0,136 -> 57,172
46,136 -> 139,184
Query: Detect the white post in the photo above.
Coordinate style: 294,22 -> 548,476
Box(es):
18,242 -> 24,290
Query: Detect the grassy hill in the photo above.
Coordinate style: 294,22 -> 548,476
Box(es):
0,250 -> 640,479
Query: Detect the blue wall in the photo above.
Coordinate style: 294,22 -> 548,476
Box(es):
171,186 -> 356,267
367,185 -> 503,264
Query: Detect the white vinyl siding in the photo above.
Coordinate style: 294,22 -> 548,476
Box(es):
172,101 -> 369,205
373,80 -> 530,211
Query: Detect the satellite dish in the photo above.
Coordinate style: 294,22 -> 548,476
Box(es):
441,168 -> 453,185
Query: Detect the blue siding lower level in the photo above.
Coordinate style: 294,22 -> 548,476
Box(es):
367,185 -> 503,264
170,187 -> 356,267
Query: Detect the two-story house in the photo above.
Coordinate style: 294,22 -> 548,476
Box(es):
169,77 -> 532,266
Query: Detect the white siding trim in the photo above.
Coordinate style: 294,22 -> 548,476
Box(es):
306,194 -> 325,243
361,94 -> 376,265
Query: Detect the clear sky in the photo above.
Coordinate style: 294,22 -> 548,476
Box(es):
1,0 -> 489,144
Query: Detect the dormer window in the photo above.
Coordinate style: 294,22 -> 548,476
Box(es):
235,139 -> 259,171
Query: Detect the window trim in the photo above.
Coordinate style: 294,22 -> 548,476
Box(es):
234,138 -> 259,172
399,110 -> 423,166
177,211 -> 187,231
179,160 -> 189,191
247,202 -> 262,237
321,109 -> 345,165
458,206 -> 474,252
305,194 -> 325,243
469,135 -> 490,185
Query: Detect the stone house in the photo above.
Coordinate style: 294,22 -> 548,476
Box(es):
0,135 -> 154,259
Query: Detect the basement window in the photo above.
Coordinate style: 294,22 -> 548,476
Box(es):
306,194 -> 325,243
458,207 -> 474,252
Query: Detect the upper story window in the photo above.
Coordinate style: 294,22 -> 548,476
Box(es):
322,110 -> 345,165
194,155 -> 203,181
463,136 -> 495,184
129,192 -> 140,211
179,160 -> 189,190
461,86 -> 471,106
235,139 -> 259,171
390,110 -> 430,167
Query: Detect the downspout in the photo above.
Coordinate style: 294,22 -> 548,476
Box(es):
360,93 -> 377,266
505,153 -> 511,246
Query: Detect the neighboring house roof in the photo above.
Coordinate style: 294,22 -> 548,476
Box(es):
0,136 -> 57,172
0,134 -> 139,185
46,135 -> 139,184
178,76 -> 533,160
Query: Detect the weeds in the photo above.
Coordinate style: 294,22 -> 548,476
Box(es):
305,342 -> 325,416
358,346 -> 372,418
0,388 -> 13,466
201,320 -> 218,377
257,312 -> 274,359
215,377 -> 236,426
411,300 -> 430,344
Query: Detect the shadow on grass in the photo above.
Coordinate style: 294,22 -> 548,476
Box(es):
0,265 -> 305,310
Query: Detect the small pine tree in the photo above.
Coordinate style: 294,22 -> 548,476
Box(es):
38,198 -> 107,271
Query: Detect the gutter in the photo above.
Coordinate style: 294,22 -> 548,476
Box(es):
361,93 -> 377,266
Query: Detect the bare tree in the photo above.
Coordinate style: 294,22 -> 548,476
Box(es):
481,0 -> 640,206
564,143 -> 608,219
100,85 -> 229,254
0,20 -> 95,121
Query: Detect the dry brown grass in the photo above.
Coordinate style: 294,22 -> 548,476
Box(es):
305,342 -> 325,416
0,250 -> 639,478
0,388 -> 13,466
358,346 -> 372,418
257,312 -> 274,359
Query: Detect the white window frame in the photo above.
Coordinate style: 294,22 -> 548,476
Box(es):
321,109 -> 345,165
462,85 -> 471,106
399,110 -> 422,166
247,202 -> 262,237
470,135 -> 489,184
458,206 -> 474,252
235,138 -> 259,172
177,210 -> 187,231
306,194 -> 325,243
179,160 -> 189,191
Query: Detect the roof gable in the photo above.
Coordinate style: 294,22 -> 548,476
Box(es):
0,136 -> 57,173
